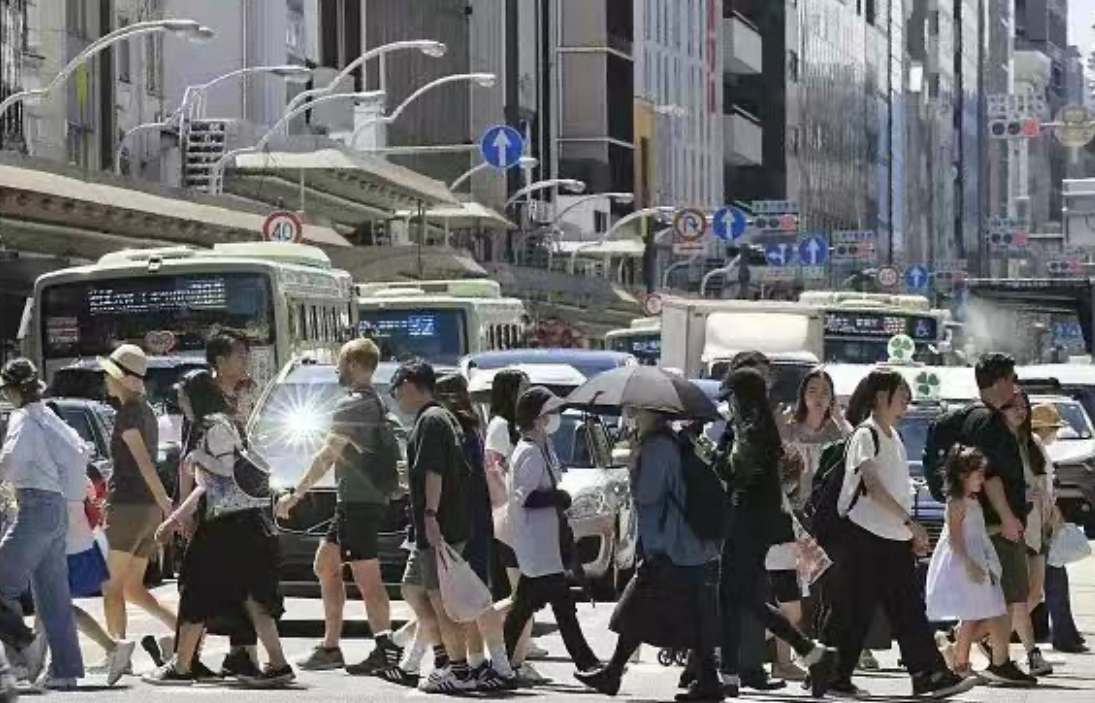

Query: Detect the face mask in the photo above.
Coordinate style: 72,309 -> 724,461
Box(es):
545,415 -> 562,435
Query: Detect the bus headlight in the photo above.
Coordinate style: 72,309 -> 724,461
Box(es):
566,490 -> 609,521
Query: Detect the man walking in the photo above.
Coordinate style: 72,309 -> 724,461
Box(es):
277,339 -> 400,674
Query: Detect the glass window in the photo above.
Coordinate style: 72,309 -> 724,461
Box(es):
40,273 -> 275,359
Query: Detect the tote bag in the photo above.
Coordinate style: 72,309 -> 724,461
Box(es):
436,542 -> 494,623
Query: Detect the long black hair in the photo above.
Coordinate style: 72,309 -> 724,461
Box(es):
177,369 -> 229,453
489,369 -> 529,446
726,367 -> 782,456
846,369 -> 910,426
943,445 -> 987,499
1009,390 -> 1047,476
793,366 -> 836,425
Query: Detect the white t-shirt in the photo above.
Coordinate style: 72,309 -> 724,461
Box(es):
509,439 -> 565,578
486,417 -> 516,546
841,418 -> 913,541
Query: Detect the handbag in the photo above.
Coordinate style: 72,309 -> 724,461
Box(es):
1048,523 -> 1092,567
435,542 -> 494,623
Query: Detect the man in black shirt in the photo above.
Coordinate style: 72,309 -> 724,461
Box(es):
384,361 -> 478,694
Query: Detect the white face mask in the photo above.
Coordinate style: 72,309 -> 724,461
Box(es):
544,415 -> 562,435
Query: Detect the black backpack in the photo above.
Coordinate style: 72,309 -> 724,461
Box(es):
922,404 -> 979,503
353,391 -> 402,498
655,429 -> 733,542
807,426 -> 879,547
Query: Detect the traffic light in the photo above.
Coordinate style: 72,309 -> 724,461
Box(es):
988,118 -> 1041,139
832,242 -> 876,259
1047,261 -> 1081,277
986,231 -> 1029,246
752,214 -> 799,232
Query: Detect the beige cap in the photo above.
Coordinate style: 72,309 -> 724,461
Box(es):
98,344 -> 149,394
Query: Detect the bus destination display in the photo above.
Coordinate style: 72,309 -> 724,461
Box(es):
88,278 -> 229,315
825,312 -> 938,341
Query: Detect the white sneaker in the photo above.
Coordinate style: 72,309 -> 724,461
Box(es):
106,641 -> 137,687
517,662 -> 548,684
419,666 -> 476,694
20,634 -> 47,685
526,642 -> 550,660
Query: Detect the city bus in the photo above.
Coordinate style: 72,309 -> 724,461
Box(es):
355,279 -> 527,367
605,318 -> 661,366
26,242 -> 356,391
798,291 -> 952,365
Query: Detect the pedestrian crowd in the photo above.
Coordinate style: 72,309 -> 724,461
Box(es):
0,338 -> 1089,703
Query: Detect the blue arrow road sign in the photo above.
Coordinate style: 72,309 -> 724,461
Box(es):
905,265 -> 929,290
713,207 -> 748,241
765,242 -> 794,267
798,235 -> 828,266
479,125 -> 524,169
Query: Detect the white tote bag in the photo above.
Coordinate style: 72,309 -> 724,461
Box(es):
1048,523 -> 1093,567
436,542 -> 494,623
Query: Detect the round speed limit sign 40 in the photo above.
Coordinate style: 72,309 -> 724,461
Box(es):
262,211 -> 305,244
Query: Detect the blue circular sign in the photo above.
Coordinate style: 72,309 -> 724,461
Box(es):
904,265 -> 930,291
479,125 -> 525,169
713,207 -> 748,241
798,235 -> 828,266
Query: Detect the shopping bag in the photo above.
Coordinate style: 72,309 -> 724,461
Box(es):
792,512 -> 832,591
436,542 -> 494,623
1048,523 -> 1092,567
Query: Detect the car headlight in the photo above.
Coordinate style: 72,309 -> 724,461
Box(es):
566,490 -> 610,520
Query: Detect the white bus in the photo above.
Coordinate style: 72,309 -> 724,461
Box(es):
356,279 -> 527,366
605,318 -> 661,366
798,291 -> 952,365
27,242 -> 356,391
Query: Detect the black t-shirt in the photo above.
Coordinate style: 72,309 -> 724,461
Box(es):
964,404 -> 1030,527
329,387 -> 388,505
406,403 -> 471,549
108,398 -> 160,505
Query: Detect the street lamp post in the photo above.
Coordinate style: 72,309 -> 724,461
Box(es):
449,155 -> 538,191
0,19 -> 212,136
505,179 -> 586,210
115,64 -> 313,175
211,91 -> 386,194
543,192 -> 635,269
568,206 -> 675,275
349,73 -> 497,149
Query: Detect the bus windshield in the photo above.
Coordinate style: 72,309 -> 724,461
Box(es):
360,308 -> 466,365
39,273 -> 274,359
608,334 -> 660,365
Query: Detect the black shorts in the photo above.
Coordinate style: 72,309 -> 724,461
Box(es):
325,502 -> 385,563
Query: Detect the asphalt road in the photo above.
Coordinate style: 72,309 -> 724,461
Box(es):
15,557 -> 1095,702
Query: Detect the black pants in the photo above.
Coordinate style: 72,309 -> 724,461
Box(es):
822,524 -> 946,682
720,525 -> 814,675
504,572 -> 598,670
1046,565 -> 1083,647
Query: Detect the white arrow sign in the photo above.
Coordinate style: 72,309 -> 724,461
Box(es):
492,130 -> 513,169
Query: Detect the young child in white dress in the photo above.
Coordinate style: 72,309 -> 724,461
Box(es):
925,446 -> 1008,679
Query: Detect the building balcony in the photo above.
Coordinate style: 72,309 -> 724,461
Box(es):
724,108 -> 763,166
723,13 -> 762,75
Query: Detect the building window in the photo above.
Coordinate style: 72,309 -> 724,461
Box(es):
117,19 -> 131,83
788,51 -> 800,83
65,0 -> 88,39
145,34 -> 162,95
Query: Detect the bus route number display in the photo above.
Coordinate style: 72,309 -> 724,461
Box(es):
825,312 -> 937,341
88,278 -> 229,315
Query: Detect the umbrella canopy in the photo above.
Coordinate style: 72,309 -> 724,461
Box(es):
564,366 -> 719,420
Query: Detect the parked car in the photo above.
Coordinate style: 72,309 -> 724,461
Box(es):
1027,393 -> 1095,536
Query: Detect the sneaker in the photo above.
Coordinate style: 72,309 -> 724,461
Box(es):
346,640 -> 403,676
676,683 -> 725,702
827,679 -> 869,698
20,633 -> 47,686
912,670 -> 978,699
806,647 -> 838,699
526,642 -> 550,660
1053,641 -> 1090,654
220,649 -> 261,679
238,664 -> 296,689
772,661 -> 808,682
575,667 -> 622,696
740,669 -> 786,691
36,675 -> 77,691
720,674 -> 740,699
192,660 -> 223,682
375,665 -> 420,688
106,641 -> 137,687
419,666 -> 477,694
142,662 -> 195,687
1028,648 -> 1053,677
516,662 -> 549,686
982,660 -> 1038,688
471,662 -> 518,692
296,645 -> 345,672
858,649 -> 881,671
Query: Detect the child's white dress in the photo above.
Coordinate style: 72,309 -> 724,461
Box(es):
925,497 -> 1006,621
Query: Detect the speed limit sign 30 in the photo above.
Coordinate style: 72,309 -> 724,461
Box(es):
262,211 -> 304,244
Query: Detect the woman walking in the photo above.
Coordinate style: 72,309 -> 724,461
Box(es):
502,387 -> 600,677
0,359 -> 83,690
578,409 -> 722,701
98,345 -> 178,645
143,371 -> 292,687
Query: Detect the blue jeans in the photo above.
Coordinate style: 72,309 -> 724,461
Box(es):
1046,565 -> 1083,647
0,489 -> 83,679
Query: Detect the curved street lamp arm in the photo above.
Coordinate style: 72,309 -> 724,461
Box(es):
699,255 -> 742,297
350,74 -> 495,149
550,192 -> 634,226
449,162 -> 490,191
51,20 -> 200,93
115,120 -> 172,174
505,179 -> 586,209
0,89 -> 46,123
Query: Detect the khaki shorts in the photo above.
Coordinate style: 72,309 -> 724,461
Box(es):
991,534 -> 1030,605
402,543 -> 465,592
104,504 -> 162,560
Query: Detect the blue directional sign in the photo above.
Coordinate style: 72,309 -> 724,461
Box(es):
713,207 -> 748,242
798,235 -> 828,266
479,125 -> 524,169
765,242 -> 794,267
904,265 -> 930,291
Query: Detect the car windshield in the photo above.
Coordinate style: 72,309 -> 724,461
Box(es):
551,415 -> 609,468
1053,401 -> 1095,440
250,378 -> 411,488
899,412 -> 933,477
